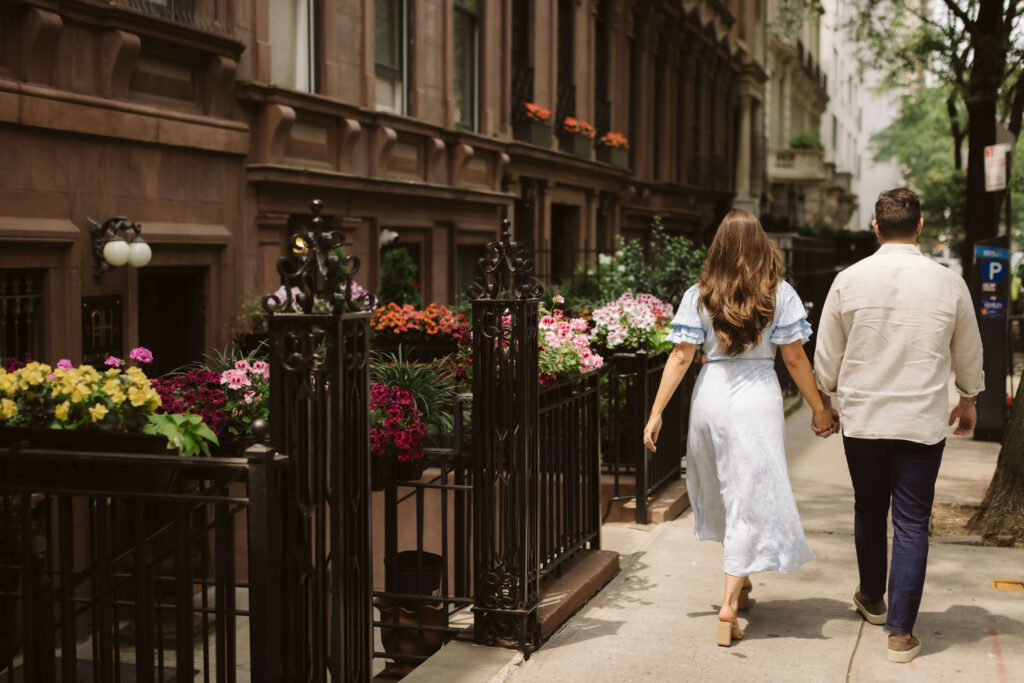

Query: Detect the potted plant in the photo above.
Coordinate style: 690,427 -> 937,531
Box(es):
588,292 -> 675,356
514,102 -> 553,148
369,382 -> 427,490
597,131 -> 629,168
561,117 -> 595,158
371,302 -> 468,362
537,297 -> 604,386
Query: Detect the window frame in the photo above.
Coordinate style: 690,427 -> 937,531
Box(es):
454,0 -> 481,131
375,0 -> 409,115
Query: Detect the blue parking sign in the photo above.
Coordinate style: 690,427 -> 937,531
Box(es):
982,259 -> 1007,283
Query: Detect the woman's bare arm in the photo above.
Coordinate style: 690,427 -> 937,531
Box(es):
643,342 -> 698,451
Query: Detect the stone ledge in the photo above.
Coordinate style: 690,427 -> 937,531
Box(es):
622,477 -> 690,525
537,548 -> 620,640
395,640 -> 521,683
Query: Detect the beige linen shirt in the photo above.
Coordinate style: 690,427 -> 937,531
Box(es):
814,243 -> 984,445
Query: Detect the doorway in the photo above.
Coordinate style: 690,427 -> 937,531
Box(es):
138,267 -> 206,376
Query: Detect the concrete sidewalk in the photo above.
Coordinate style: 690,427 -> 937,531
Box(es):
500,403 -> 1023,683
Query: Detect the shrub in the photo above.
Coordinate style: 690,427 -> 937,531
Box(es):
378,248 -> 422,307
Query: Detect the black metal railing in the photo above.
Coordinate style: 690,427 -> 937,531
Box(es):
537,369 -> 604,576
512,61 -> 535,126
373,395 -> 474,676
0,438 -> 285,683
602,352 -> 695,523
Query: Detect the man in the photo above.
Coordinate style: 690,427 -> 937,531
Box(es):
813,188 -> 984,664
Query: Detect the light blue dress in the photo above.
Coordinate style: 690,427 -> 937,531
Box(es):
667,281 -> 815,576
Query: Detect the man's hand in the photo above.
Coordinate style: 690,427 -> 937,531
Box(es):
812,408 -> 841,437
949,397 -> 977,435
643,414 -> 662,452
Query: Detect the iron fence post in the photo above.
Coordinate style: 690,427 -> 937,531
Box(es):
468,221 -> 543,654
246,431 -> 283,683
636,350 -> 650,524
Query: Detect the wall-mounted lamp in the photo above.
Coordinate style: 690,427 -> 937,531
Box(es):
380,228 -> 399,248
89,217 -> 152,282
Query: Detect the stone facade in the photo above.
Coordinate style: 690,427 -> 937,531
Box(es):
0,0 -> 765,368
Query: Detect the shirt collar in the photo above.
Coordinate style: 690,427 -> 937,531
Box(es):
876,243 -> 923,256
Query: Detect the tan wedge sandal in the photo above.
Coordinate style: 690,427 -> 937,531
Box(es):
737,578 -> 753,610
716,606 -> 744,647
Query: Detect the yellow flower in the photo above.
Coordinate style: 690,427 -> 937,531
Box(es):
105,368 -> 121,378
127,386 -> 149,407
71,382 -> 92,403
88,403 -> 108,422
0,398 -> 17,420
102,378 -> 122,396
54,401 -> 70,421
108,390 -> 126,406
0,374 -> 16,395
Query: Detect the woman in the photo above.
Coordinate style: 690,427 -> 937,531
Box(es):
643,210 -> 837,647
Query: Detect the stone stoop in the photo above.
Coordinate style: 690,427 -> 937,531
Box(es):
621,477 -> 690,525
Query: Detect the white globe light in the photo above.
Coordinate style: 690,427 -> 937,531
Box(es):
128,238 -> 152,268
103,237 -> 130,267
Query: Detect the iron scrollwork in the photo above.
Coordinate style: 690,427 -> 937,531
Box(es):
466,219 -> 544,302
262,199 -> 376,315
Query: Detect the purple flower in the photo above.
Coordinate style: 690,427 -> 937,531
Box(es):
56,359 -> 73,370
104,356 -> 122,368
129,347 -> 153,364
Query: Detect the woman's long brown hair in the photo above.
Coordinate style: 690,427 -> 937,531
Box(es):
697,210 -> 783,356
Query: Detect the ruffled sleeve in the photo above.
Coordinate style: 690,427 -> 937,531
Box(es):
770,281 -> 813,345
666,286 -> 706,344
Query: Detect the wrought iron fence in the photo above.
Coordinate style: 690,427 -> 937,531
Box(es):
537,369 -> 604,576
602,352 -> 695,523
373,395 -> 474,676
0,437 -> 285,683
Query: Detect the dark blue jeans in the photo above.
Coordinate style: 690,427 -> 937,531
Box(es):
843,436 -> 944,635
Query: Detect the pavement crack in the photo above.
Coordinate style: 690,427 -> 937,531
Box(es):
846,620 -> 864,682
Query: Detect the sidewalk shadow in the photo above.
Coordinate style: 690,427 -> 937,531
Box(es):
687,597 -> 858,641
917,604 -> 1024,655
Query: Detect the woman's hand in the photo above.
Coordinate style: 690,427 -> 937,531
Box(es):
812,407 -> 839,437
643,414 -> 663,452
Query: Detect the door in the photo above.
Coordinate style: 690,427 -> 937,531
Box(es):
138,267 -> 206,376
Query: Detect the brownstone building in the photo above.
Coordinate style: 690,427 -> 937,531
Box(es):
0,0 -> 766,371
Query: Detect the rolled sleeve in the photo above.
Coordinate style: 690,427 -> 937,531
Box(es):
813,280 -> 845,396
951,278 -> 985,396
667,286 -> 706,345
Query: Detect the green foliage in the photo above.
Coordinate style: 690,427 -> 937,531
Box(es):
378,248 -> 422,307
143,413 -> 220,458
558,217 -> 705,312
789,131 -> 824,150
370,348 -> 456,437
202,339 -> 269,373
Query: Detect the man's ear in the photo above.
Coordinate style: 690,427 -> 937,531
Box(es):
915,217 -> 924,237
872,219 -> 881,240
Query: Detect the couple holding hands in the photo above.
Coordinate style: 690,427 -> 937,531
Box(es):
643,189 -> 984,664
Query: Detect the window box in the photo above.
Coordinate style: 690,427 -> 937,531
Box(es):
597,145 -> 628,168
567,133 -> 592,160
514,120 -> 553,148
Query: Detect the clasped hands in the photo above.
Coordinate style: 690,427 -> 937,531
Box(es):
813,391 -> 840,438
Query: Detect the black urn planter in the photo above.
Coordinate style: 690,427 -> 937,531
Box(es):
371,457 -> 426,491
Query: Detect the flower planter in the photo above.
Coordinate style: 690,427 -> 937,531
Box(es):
0,425 -> 167,453
371,457 -> 426,491
374,599 -> 448,675
514,120 -> 553,148
372,341 -> 459,364
562,133 -> 593,159
597,145 -> 628,168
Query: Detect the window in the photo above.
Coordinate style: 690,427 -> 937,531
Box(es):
594,0 -> 611,138
120,0 -> 194,25
269,0 -> 318,92
0,270 -> 45,363
375,0 -> 407,114
454,0 -> 480,130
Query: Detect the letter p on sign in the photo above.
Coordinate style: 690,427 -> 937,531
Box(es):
984,260 -> 1006,283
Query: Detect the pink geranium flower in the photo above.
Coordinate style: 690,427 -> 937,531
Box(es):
56,359 -> 73,370
104,356 -> 122,368
129,347 -> 153,364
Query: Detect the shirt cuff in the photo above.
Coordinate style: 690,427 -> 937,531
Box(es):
666,324 -> 704,345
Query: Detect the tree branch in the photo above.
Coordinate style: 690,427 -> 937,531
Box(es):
940,0 -> 976,33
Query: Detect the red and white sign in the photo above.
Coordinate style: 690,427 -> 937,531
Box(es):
985,143 -> 1012,192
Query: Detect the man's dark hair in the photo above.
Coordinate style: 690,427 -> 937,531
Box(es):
875,188 -> 921,239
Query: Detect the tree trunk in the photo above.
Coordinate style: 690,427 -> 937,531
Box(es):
968,378 -> 1024,537
960,0 -> 1006,282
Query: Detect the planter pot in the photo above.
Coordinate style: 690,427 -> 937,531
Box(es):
374,599 -> 448,675
0,425 -> 167,453
371,457 -> 426,491
565,133 -> 593,159
597,145 -> 628,168
387,550 -> 444,604
514,120 -> 553,148
372,341 -> 459,364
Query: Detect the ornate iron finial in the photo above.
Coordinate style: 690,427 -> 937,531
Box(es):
466,218 -> 543,301
262,200 -> 376,315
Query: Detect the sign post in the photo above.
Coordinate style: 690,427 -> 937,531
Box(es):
973,239 -> 1010,441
